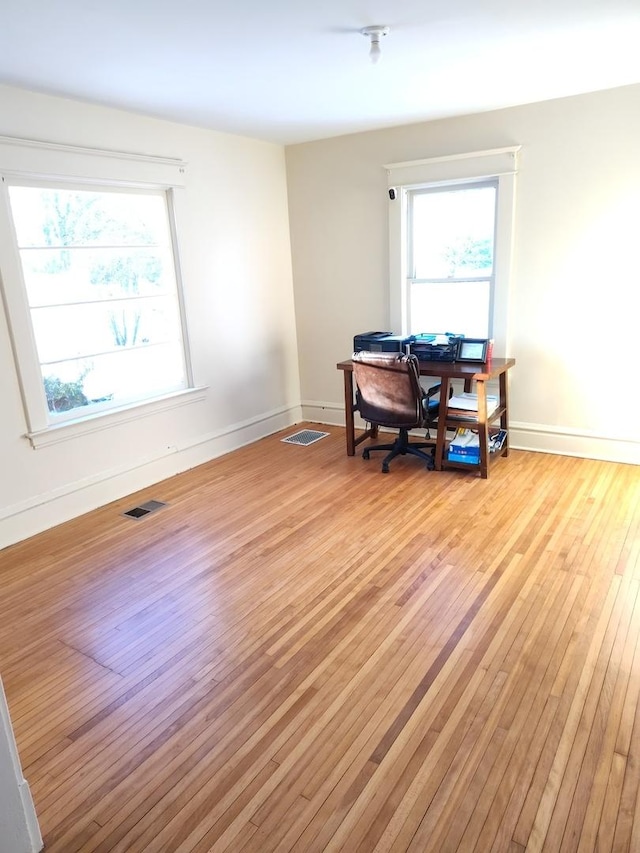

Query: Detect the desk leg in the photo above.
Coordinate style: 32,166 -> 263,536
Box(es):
477,381 -> 489,479
434,377 -> 450,471
343,370 -> 356,456
500,371 -> 510,457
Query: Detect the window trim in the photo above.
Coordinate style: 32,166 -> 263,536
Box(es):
387,147 -> 519,355
25,385 -> 207,449
0,136 -> 197,444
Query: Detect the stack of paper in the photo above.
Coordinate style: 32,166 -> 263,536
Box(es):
447,392 -> 498,420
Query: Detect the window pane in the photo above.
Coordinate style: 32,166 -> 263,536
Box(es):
8,188 -> 169,248
31,297 -> 181,363
412,185 -> 496,279
42,343 -> 186,414
19,247 -> 176,307
409,281 -> 490,338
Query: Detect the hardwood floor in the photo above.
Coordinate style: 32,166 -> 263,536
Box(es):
1,426 -> 639,852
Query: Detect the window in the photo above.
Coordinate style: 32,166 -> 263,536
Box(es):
387,147 -> 518,352
6,183 -> 187,421
0,135 -> 199,446
407,180 -> 497,338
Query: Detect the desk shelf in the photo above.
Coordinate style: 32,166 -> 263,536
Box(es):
438,394 -> 510,479
444,404 -> 507,429
443,433 -> 510,473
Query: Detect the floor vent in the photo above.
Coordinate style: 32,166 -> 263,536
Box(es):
281,429 -> 329,447
122,499 -> 168,520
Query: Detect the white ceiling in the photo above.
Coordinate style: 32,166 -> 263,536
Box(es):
1,0 -> 640,146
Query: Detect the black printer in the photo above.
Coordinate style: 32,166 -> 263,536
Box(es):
353,331 -> 412,353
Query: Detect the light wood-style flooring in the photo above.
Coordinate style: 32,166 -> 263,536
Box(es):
1,426 -> 640,852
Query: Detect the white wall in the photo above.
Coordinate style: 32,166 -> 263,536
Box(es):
286,83 -> 640,465
0,680 -> 42,853
0,85 -> 301,549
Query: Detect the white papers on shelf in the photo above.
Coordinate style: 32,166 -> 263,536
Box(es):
448,392 -> 498,411
450,428 -> 479,449
447,392 -> 499,420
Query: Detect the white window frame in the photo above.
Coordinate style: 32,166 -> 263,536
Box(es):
387,146 -> 519,355
0,135 -> 205,448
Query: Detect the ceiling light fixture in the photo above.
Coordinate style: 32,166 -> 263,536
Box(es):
361,25 -> 390,65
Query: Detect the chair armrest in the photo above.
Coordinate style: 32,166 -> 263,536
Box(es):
421,382 -> 453,417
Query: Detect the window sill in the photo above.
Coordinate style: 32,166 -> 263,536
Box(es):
25,386 -> 208,449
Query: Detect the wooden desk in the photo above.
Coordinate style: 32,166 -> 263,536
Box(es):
336,357 -> 515,479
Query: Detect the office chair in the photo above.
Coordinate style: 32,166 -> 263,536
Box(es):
352,350 -> 440,474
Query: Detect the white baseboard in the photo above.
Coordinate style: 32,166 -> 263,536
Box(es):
509,421 -> 640,465
0,403 -> 303,551
302,401 -> 367,428
302,402 -> 640,466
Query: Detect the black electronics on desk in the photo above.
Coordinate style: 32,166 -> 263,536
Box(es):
353,331 -> 466,361
409,333 -> 464,362
353,331 -> 412,353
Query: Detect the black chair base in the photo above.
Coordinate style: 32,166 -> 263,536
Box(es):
362,428 -> 435,473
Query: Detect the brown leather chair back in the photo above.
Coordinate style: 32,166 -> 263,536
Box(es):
352,351 -> 425,430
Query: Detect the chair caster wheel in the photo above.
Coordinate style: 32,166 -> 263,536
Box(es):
363,449 -> 370,460
381,464 -> 389,473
